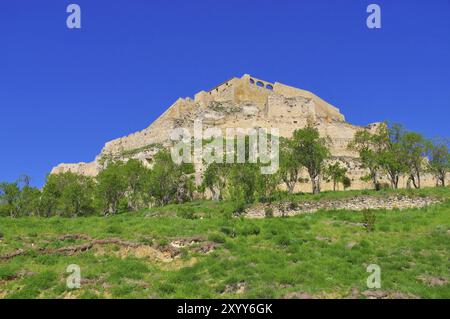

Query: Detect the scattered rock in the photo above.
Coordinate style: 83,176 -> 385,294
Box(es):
80,279 -> 96,285
192,242 -> 218,254
119,245 -> 174,262
417,275 -> 449,287
345,287 -> 361,299
362,290 -> 418,299
0,269 -> 35,285
39,243 -> 93,256
170,236 -> 204,248
0,248 -> 25,260
282,291 -> 314,299
1,234 -> 219,261
224,282 -> 247,295
58,234 -> 91,241
315,236 -> 333,242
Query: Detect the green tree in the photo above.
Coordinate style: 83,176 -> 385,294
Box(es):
427,140 -> 449,187
96,162 -> 128,215
0,182 -> 21,218
348,129 -> 382,189
400,131 -> 427,188
255,169 -> 280,203
376,124 -> 408,189
41,172 -> 96,217
279,139 -> 300,193
17,185 -> 41,217
59,175 -> 95,217
324,162 -> 348,191
202,162 -> 230,200
226,163 -> 259,212
291,127 -> 330,194
147,150 -> 195,206
40,175 -> 60,216
0,176 -> 42,217
122,159 -> 151,210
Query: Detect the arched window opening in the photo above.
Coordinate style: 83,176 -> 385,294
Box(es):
256,81 -> 264,87
266,84 -> 273,90
249,78 -> 255,85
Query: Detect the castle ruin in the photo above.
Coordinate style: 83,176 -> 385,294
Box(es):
51,74 -> 448,192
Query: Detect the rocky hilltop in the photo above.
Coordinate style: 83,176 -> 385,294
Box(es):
51,74 -> 439,191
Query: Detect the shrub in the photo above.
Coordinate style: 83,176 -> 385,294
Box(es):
343,176 -> 351,189
362,210 -> 376,232
240,224 -> 261,236
25,271 -> 58,291
106,225 -> 122,234
220,226 -> 237,238
0,265 -> 16,280
288,201 -> 298,210
375,182 -> 390,191
264,207 -> 274,218
157,238 -> 169,247
208,232 -> 227,243
276,234 -> 291,247
231,198 -> 246,216
177,207 -> 197,219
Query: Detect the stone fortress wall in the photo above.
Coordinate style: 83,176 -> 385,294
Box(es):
51,74 -> 449,191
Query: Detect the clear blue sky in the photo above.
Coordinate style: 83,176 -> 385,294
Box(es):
1,0 -> 449,187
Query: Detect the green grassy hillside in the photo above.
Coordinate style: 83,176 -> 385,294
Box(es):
0,187 -> 449,299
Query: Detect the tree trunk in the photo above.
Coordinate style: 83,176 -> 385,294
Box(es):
394,175 -> 399,189
371,170 -> 378,190
288,182 -> 295,194
439,173 -> 446,187
210,187 -> 220,201
416,171 -> 421,189
311,176 -> 320,194
412,176 -> 418,189
389,173 -> 399,189
407,174 -> 418,189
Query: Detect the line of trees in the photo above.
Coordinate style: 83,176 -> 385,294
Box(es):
349,123 -> 449,190
202,126 -> 341,212
0,151 -> 195,217
1,124 -> 448,217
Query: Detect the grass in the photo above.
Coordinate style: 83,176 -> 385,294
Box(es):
0,187 -> 449,299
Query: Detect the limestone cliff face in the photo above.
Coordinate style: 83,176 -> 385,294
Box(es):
51,74 -> 443,190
